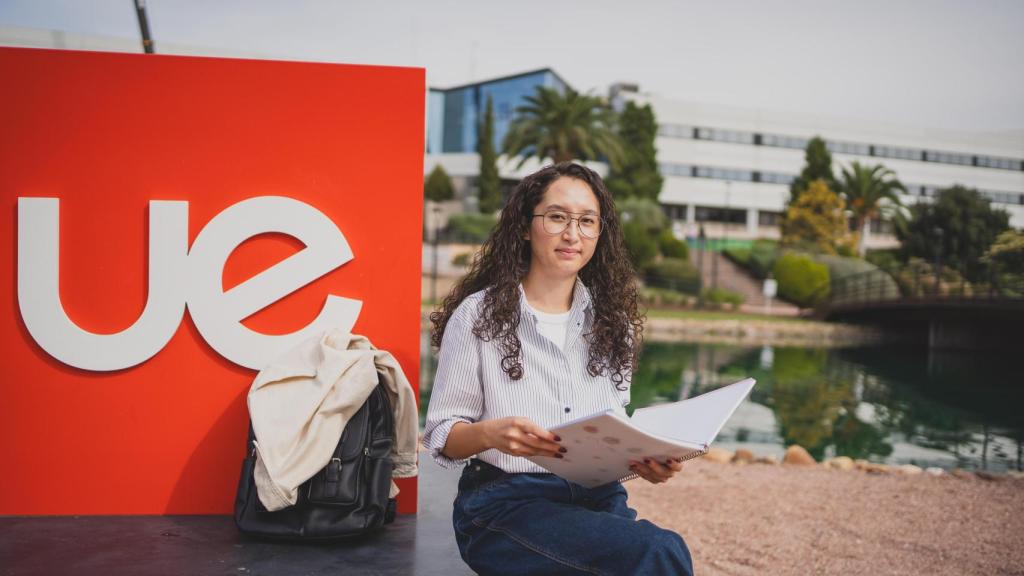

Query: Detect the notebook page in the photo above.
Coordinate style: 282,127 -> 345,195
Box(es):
630,378 -> 756,446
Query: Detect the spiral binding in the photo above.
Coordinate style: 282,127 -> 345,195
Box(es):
619,447 -> 709,483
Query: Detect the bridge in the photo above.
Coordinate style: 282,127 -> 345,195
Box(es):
815,268 -> 1024,351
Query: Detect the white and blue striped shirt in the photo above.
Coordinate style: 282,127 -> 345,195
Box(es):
423,281 -> 631,473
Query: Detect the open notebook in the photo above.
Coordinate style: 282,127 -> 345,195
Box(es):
526,378 -> 756,487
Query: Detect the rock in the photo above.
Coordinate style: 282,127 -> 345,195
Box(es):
950,469 -> 975,480
754,455 -> 779,465
925,467 -> 945,476
825,456 -> 854,471
733,449 -> 755,463
705,447 -> 734,463
974,471 -> 1006,482
896,464 -> 923,475
783,445 -> 816,466
864,463 -> 891,475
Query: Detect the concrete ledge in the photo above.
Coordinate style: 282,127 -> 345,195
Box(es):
1,460 -> 472,576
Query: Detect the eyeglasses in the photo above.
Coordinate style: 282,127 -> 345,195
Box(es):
532,209 -> 602,239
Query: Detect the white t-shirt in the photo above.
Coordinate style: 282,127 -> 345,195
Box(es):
522,300 -> 571,351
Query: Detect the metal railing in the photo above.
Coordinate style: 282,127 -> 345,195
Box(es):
820,264 -> 1024,311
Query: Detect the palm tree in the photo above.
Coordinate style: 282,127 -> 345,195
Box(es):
839,161 -> 906,256
502,86 -> 624,170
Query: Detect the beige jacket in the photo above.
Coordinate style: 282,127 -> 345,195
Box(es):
248,330 -> 418,511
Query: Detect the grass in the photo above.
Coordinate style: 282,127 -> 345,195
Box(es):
645,307 -> 810,323
424,302 -> 811,324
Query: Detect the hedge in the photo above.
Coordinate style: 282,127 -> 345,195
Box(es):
773,252 -> 830,307
445,213 -> 498,243
644,257 -> 701,295
811,254 -> 900,300
724,239 -> 778,279
658,230 -> 689,260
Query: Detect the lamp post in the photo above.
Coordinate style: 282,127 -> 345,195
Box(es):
697,224 -> 706,308
933,226 -> 944,295
430,205 -> 442,304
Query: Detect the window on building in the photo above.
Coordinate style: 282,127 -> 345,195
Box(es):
760,171 -> 796,185
661,204 -> 688,221
758,211 -> 783,227
659,163 -> 694,177
695,206 -> 747,224
657,124 -> 695,139
826,141 -> 871,156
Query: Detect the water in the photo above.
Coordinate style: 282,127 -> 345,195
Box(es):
419,335 -> 1024,472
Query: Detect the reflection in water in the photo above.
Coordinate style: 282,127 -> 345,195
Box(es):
419,335 -> 1024,472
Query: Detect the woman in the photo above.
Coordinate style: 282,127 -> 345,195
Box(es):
423,162 -> 693,575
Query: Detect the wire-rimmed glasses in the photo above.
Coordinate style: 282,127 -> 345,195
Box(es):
532,209 -> 602,239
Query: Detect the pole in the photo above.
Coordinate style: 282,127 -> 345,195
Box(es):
697,225 -> 706,309
133,0 -> 155,54
430,206 -> 440,304
711,236 -> 719,290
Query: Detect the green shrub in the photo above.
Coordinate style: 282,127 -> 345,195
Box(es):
773,252 -> 830,307
451,252 -> 472,267
639,287 -> 691,308
446,213 -> 498,243
658,229 -> 689,260
811,254 -> 900,300
865,248 -> 902,272
644,257 -> 701,294
724,239 -> 778,279
748,240 -> 780,278
701,287 -> 745,310
723,247 -> 751,267
624,221 -> 659,269
617,197 -> 668,232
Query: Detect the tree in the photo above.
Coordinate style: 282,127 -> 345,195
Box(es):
983,230 -> 1024,275
477,96 -> 502,213
424,165 -> 454,203
605,102 -> 663,201
617,197 -> 668,270
502,86 -> 624,169
790,136 -> 837,203
838,161 -> 906,256
780,180 -> 849,254
896,185 -> 1010,281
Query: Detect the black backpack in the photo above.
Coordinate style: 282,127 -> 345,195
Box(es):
234,380 -> 397,540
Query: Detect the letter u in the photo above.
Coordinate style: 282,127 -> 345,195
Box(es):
17,198 -> 189,371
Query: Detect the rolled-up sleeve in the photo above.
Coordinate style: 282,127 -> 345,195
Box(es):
422,302 -> 484,469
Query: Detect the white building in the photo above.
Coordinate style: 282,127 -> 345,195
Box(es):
617,88 -> 1024,245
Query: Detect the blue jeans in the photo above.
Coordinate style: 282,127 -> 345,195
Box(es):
453,460 -> 693,576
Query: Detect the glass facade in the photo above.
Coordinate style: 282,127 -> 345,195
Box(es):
427,69 -> 568,154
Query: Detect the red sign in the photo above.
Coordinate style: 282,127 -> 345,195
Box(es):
0,47 -> 424,514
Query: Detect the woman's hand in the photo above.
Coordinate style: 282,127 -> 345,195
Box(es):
481,417 -> 565,458
629,458 -> 683,484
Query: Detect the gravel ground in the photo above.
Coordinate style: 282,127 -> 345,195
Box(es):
627,460 -> 1024,576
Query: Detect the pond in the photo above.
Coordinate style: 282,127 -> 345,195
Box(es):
419,333 -> 1024,472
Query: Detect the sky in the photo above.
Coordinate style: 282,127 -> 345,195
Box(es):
2,0 -> 1023,134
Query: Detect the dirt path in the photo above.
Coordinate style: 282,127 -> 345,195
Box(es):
628,460 -> 1024,575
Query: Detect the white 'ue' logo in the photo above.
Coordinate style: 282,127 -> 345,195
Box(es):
17,196 -> 361,372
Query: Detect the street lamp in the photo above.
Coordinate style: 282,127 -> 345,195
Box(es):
697,224 -> 706,308
430,205 -> 442,304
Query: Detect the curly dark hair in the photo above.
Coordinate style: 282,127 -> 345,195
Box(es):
429,162 -> 644,388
